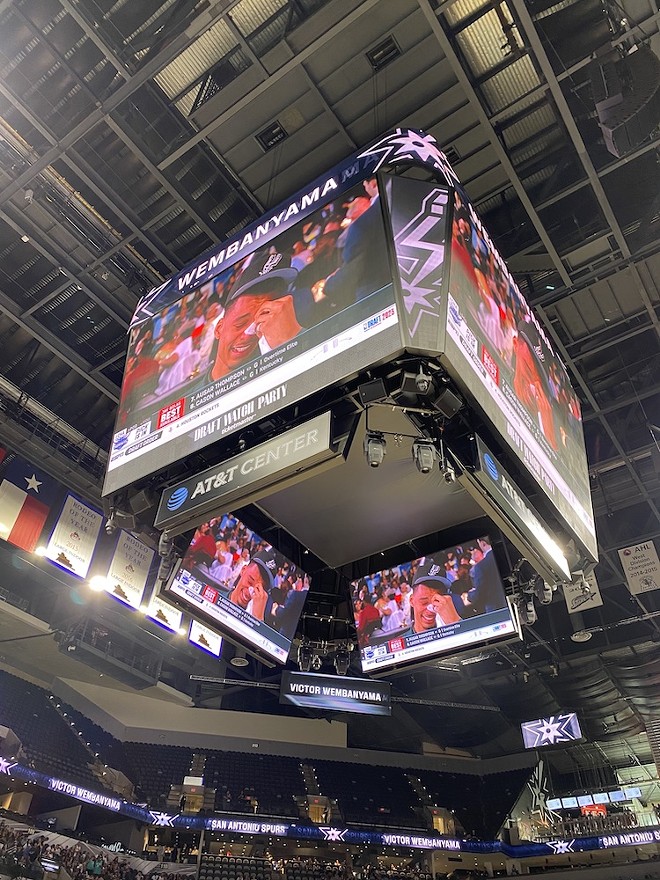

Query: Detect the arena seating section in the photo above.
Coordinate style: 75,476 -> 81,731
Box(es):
0,670 -> 99,788
0,669 -> 530,837
200,855 -> 272,880
313,760 -> 422,828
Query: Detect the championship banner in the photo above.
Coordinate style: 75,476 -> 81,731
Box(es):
45,495 -> 103,577
618,541 -> 660,595
146,594 -> 183,633
105,531 -> 154,609
280,671 -> 392,716
563,570 -> 603,614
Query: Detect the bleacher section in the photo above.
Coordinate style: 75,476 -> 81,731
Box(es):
284,862 -> 349,880
123,742 -> 195,809
59,702 -> 133,778
312,760 -> 423,829
0,668 -> 531,836
204,751 -> 303,817
200,855 -> 272,880
420,767 -> 531,838
0,670 -> 100,789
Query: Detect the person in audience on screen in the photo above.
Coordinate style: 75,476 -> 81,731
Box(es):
512,318 -> 559,451
208,248 -> 302,380
461,538 -> 505,615
228,547 -> 278,622
374,585 -> 406,633
184,521 -> 217,568
308,178 -> 390,316
354,598 -> 381,647
405,558 -> 462,635
206,538 -> 234,585
271,569 -> 309,641
398,581 -> 412,627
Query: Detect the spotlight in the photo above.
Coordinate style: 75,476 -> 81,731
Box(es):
334,648 -> 351,676
364,431 -> 386,467
105,512 -> 118,536
415,366 -> 433,396
298,643 -> 312,673
412,439 -> 436,474
311,655 -> 322,672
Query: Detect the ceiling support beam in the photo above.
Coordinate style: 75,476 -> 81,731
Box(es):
417,0 -> 572,288
0,286 -> 119,403
157,0 -> 383,171
0,0 -> 246,210
104,117 -> 219,246
510,0 -> 660,343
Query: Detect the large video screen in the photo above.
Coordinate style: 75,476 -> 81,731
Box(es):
351,535 -> 518,673
104,177 -> 399,495
445,192 -> 596,559
164,513 -> 310,663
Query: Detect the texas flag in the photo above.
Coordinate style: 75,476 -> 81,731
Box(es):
0,456 -> 58,552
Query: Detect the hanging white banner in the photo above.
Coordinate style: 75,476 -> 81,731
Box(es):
46,495 -> 103,578
618,542 -> 660,595
106,531 -> 154,609
147,594 -> 183,633
563,570 -> 603,614
189,619 -> 222,656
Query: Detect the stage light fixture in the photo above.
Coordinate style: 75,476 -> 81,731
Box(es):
412,439 -> 436,474
311,654 -> 323,672
334,648 -> 351,676
364,431 -> 386,467
297,643 -> 313,672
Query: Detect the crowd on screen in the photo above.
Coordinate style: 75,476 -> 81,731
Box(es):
352,539 -> 505,648
118,177 -> 388,425
182,515 -> 309,638
0,821 -> 188,880
451,191 -> 583,456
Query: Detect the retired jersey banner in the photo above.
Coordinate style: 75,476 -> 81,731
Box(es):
618,541 -> 660,595
46,495 -> 103,577
106,531 -> 154,609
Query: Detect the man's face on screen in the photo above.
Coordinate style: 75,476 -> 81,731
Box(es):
410,584 -> 443,631
213,294 -> 272,376
232,561 -> 264,607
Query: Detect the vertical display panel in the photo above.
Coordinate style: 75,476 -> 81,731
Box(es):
104,177 -> 399,495
384,175 -> 449,352
445,191 -> 596,560
164,513 -> 311,663
350,534 -> 518,673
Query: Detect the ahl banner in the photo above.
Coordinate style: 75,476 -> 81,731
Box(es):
618,541 -> 660,595
106,531 -> 154,609
46,495 -> 103,577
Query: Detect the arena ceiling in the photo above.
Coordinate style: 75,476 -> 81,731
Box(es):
0,0 -> 659,784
